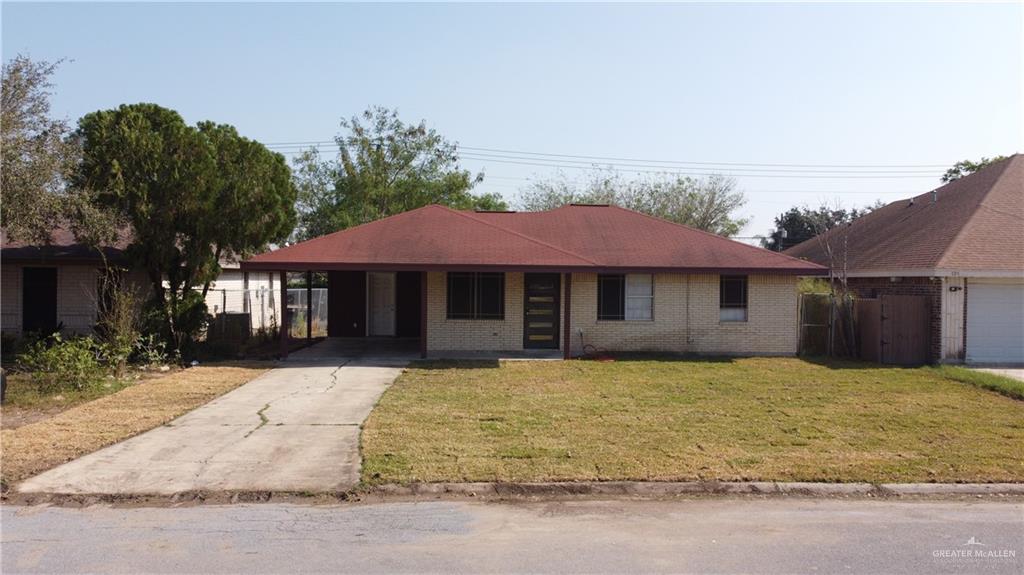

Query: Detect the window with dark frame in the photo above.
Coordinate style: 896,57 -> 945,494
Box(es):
446,272 -> 505,320
719,275 -> 748,322
597,275 -> 625,320
598,274 -> 653,320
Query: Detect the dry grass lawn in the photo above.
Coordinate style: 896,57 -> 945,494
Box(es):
1,363 -> 270,487
362,357 -> 1024,484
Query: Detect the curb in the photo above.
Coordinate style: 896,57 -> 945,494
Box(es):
368,481 -> 1024,498
5,481 -> 1023,508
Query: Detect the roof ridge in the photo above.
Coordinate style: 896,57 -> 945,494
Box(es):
438,205 -> 601,266
603,204 -> 823,268
937,155 -> 1019,268
268,204 -> 441,254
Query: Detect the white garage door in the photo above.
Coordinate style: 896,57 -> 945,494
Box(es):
966,280 -> 1024,364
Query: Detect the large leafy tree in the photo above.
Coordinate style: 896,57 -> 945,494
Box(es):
516,169 -> 749,237
1,55 -> 112,245
293,106 -> 505,240
196,121 -> 296,295
75,103 -> 297,353
761,202 -> 883,252
941,156 -> 1008,183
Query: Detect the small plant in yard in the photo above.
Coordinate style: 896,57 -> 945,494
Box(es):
16,334 -> 105,391
131,334 -> 169,367
94,271 -> 142,377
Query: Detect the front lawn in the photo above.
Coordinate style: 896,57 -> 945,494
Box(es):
361,358 -> 1024,484
1,363 -> 271,488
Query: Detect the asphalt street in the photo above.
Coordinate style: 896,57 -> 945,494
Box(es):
3,498 -> 1022,574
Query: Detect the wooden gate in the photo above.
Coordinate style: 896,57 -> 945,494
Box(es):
878,295 -> 930,365
855,299 -> 881,363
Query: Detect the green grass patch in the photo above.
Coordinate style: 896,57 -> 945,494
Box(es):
2,372 -> 133,410
361,358 -> 1024,484
935,366 -> 1024,401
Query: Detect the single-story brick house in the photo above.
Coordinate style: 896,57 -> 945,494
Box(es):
241,204 -> 825,358
785,154 -> 1023,365
1,227 -> 280,337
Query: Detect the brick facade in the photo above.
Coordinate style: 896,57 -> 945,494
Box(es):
845,276 -> 943,362
1,263 -> 148,337
568,273 -> 798,356
424,271 -> 800,356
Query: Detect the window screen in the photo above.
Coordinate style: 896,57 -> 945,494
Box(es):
598,274 -> 653,320
624,274 -> 653,320
597,275 -> 625,320
719,275 -> 748,322
447,272 -> 505,320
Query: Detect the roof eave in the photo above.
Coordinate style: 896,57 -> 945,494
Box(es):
240,260 -> 825,275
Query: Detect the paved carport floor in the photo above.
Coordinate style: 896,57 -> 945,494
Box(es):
17,356 -> 407,495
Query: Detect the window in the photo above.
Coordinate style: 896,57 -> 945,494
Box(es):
447,272 -> 505,319
719,275 -> 748,322
598,274 -> 653,320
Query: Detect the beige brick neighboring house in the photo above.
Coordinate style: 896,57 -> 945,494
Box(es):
243,204 -> 824,358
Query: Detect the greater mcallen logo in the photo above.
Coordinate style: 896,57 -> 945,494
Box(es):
932,537 -> 1017,560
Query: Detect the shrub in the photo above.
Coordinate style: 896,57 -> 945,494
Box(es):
131,334 -> 168,366
17,334 -> 105,391
95,270 -> 142,376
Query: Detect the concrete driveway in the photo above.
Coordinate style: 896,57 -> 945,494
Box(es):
18,342 -> 412,495
974,368 -> 1024,382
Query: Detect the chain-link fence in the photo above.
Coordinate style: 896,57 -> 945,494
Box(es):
205,287 -> 328,340
286,288 -> 328,338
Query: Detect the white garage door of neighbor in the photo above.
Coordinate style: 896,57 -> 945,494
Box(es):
966,281 -> 1024,364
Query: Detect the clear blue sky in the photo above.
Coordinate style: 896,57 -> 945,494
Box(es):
3,2 -> 1021,240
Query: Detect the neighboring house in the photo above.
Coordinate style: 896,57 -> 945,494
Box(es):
201,261 -> 281,334
1,227 -> 146,336
785,154 -> 1024,365
1,227 -> 280,337
241,204 -> 825,358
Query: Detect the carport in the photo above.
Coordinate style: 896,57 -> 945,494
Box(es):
249,268 -> 426,360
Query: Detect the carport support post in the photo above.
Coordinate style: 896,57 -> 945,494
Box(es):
279,271 -> 288,359
420,271 -> 427,358
563,272 -> 572,360
305,270 -> 313,341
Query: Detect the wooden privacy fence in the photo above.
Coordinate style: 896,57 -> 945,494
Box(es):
800,293 -> 930,365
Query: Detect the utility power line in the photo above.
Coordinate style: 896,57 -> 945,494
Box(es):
260,139 -> 949,173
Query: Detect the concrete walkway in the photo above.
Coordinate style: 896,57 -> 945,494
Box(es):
18,344 -> 409,495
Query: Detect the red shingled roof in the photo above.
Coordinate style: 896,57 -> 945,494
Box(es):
243,204 -> 824,274
784,154 -> 1024,274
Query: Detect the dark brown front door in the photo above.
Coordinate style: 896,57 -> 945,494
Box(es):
523,273 -> 560,349
23,267 -> 58,334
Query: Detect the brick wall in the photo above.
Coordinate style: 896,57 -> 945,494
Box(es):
845,276 -> 943,362
2,264 -> 151,337
425,271 -> 529,351
568,273 -> 799,356
1,263 -> 22,334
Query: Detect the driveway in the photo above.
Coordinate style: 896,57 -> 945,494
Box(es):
17,342 -> 412,495
974,368 -> 1024,382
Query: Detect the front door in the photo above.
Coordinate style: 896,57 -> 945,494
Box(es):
367,272 -> 396,336
523,273 -> 560,349
23,267 -> 58,334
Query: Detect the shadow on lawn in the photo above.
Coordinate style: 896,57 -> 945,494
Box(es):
799,355 -> 921,370
411,359 -> 501,370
